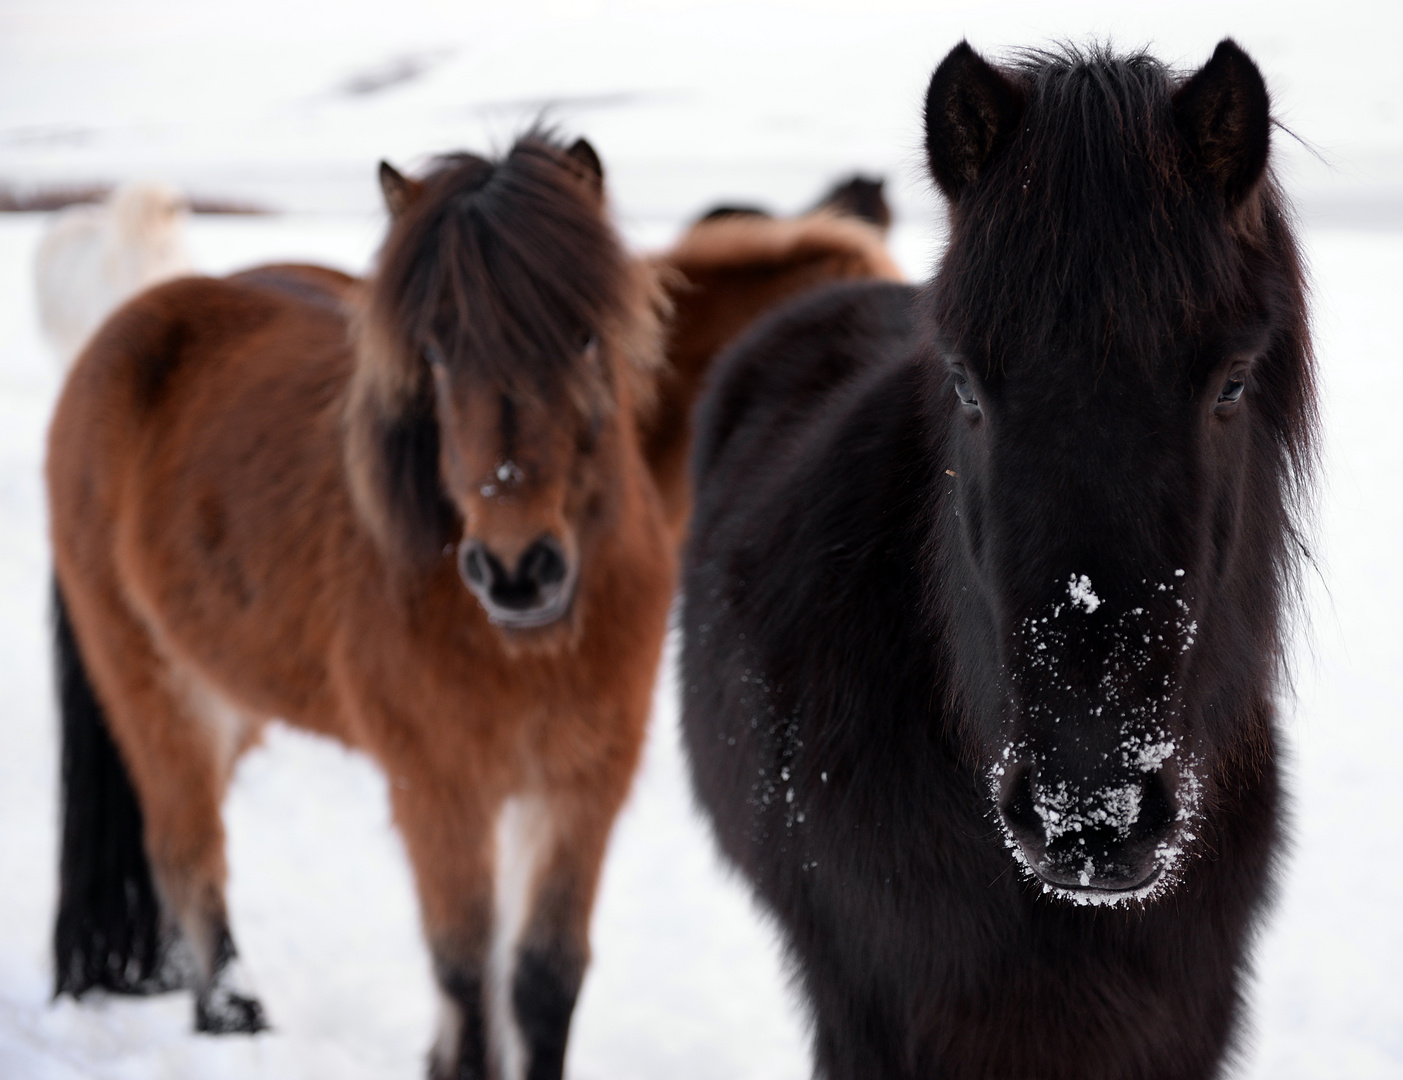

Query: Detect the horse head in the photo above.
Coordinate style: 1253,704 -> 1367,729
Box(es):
924,41 -> 1313,901
347,134 -> 665,642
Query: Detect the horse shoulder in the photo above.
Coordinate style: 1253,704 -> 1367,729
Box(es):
690,278 -> 917,496
682,348 -> 939,886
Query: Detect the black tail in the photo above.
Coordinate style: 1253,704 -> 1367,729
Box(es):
53,577 -> 176,997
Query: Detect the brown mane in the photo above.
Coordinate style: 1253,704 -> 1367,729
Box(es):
346,135 -> 667,566
665,209 -> 900,281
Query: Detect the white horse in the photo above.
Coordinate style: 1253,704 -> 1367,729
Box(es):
35,180 -> 193,367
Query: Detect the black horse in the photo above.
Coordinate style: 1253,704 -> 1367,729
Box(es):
681,40 -> 1313,1079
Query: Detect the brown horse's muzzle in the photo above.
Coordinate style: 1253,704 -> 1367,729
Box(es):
457,534 -> 576,629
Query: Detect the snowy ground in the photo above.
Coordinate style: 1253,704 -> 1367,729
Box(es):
3,2 -> 1402,1078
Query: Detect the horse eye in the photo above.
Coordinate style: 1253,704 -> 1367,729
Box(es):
578,331 -> 598,355
421,342 -> 445,368
953,378 -> 979,410
1217,373 -> 1246,406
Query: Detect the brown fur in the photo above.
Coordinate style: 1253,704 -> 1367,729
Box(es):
646,209 -> 903,536
48,135 -> 673,1078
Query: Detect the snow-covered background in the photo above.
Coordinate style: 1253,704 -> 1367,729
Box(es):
2,2 -> 1401,1077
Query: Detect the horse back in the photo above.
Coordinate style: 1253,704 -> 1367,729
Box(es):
228,263 -> 359,308
48,268 -> 359,728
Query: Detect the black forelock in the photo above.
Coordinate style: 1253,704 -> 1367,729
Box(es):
932,44 -> 1274,378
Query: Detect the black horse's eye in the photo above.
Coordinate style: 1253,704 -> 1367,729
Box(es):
953,377 -> 979,410
422,341 -> 446,368
1217,373 -> 1247,406
578,330 -> 598,355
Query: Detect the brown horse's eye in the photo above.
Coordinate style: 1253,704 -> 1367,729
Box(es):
578,331 -> 598,355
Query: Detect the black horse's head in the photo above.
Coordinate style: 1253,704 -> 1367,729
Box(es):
923,42 -> 1313,902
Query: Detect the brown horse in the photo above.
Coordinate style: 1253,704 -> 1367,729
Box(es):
48,133 -> 675,1080
646,179 -> 903,535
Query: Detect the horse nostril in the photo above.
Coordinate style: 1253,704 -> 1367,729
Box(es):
518,537 -> 568,588
1131,768 -> 1176,844
457,536 -> 572,622
1000,760 -> 1181,892
998,765 -> 1044,849
459,541 -> 492,589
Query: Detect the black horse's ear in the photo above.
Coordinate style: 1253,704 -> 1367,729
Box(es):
379,161 -> 423,218
925,41 -> 1025,202
565,138 -> 605,194
1173,39 -> 1271,207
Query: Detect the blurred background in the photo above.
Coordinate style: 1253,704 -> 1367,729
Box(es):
1,1 -> 1400,1077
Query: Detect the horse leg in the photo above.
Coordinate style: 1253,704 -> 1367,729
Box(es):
392,779 -> 612,1080
389,776 -> 496,1080
63,585 -> 267,1032
494,788 -> 620,1080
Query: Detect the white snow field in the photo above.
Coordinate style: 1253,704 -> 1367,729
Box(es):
2,2 -> 1401,1078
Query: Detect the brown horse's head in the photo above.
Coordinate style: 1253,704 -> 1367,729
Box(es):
347,133 -> 665,639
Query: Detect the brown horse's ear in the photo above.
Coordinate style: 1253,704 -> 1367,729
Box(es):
925,41 -> 1025,203
565,138 -> 605,195
1173,39 -> 1271,208
379,161 -> 424,217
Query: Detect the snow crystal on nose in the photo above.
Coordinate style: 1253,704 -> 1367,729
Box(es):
1097,782 -> 1143,831
1067,574 -> 1100,613
1033,778 -> 1143,841
1122,733 -> 1176,773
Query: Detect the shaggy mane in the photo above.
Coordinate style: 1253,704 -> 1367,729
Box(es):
667,211 -> 903,284
345,132 -> 668,565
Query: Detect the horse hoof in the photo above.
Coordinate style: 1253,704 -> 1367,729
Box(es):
195,989 -> 269,1034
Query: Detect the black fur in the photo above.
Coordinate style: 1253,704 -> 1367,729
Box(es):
194,927 -> 268,1034
693,174 -> 892,229
924,41 -> 1025,201
683,41 -> 1310,1079
1173,39 -> 1272,208
512,945 -> 585,1080
432,963 -> 490,1080
53,578 -> 179,998
811,175 -> 891,229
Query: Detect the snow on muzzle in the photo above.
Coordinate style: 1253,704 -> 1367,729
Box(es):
995,738 -> 1182,896
990,574 -> 1203,902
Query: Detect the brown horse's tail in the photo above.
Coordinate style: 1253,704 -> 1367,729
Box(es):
52,577 -> 179,997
